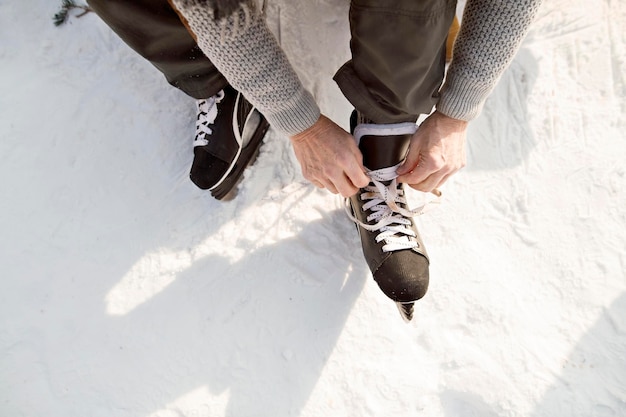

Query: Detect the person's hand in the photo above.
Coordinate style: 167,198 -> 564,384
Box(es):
397,111 -> 467,193
290,115 -> 370,197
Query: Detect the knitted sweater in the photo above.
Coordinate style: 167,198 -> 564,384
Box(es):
172,0 -> 542,136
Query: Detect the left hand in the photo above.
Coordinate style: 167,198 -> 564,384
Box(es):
397,111 -> 468,193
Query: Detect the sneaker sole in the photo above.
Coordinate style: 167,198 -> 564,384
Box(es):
210,117 -> 270,200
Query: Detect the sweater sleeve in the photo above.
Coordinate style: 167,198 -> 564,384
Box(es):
171,0 -> 321,136
437,0 -> 542,121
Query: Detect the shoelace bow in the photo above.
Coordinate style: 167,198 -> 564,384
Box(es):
345,163 -> 440,253
194,90 -> 225,147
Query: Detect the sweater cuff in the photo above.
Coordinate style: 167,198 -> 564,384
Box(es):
262,87 -> 321,136
437,71 -> 493,122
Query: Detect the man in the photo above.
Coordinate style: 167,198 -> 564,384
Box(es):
89,0 -> 542,320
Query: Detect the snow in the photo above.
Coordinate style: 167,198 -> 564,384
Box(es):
1,0 -> 625,416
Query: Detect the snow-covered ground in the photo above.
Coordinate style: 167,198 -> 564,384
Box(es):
1,0 -> 625,416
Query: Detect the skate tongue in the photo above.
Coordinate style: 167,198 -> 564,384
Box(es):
359,134 -> 411,171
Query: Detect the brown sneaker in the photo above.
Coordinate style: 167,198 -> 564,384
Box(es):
346,114 -> 435,322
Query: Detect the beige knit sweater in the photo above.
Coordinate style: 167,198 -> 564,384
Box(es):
172,0 -> 542,136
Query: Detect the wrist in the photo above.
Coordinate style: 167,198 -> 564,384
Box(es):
433,111 -> 469,131
290,115 -> 329,143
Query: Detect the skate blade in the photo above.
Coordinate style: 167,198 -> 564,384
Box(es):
396,302 -> 414,323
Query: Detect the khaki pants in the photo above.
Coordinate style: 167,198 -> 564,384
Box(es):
88,0 -> 456,123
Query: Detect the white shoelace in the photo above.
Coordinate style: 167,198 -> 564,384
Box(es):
345,163 -> 440,253
194,90 -> 225,147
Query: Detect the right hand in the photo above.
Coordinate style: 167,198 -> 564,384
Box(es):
290,115 -> 370,197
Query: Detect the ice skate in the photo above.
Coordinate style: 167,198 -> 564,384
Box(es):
346,112 -> 435,322
191,85 -> 270,200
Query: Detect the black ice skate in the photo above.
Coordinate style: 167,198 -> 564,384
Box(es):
191,85 -> 270,200
346,112 -> 437,322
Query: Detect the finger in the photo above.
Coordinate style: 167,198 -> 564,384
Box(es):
312,180 -> 324,189
408,170 -> 447,193
338,147 -> 369,189
435,172 -> 453,190
344,163 -> 370,189
397,162 -> 432,185
397,143 -> 421,176
320,179 -> 339,194
334,174 -> 360,198
398,150 -> 448,184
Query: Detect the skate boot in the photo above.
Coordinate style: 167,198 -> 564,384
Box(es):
346,112 -> 434,322
191,85 -> 270,200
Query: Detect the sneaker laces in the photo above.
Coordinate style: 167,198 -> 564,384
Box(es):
344,163 -> 440,253
194,90 -> 225,147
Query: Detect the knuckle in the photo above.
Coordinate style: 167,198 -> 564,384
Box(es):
421,154 -> 438,168
335,152 -> 351,166
431,159 -> 446,170
321,165 -> 339,180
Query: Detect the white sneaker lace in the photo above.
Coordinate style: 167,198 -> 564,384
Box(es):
344,163 -> 440,253
194,90 -> 226,147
